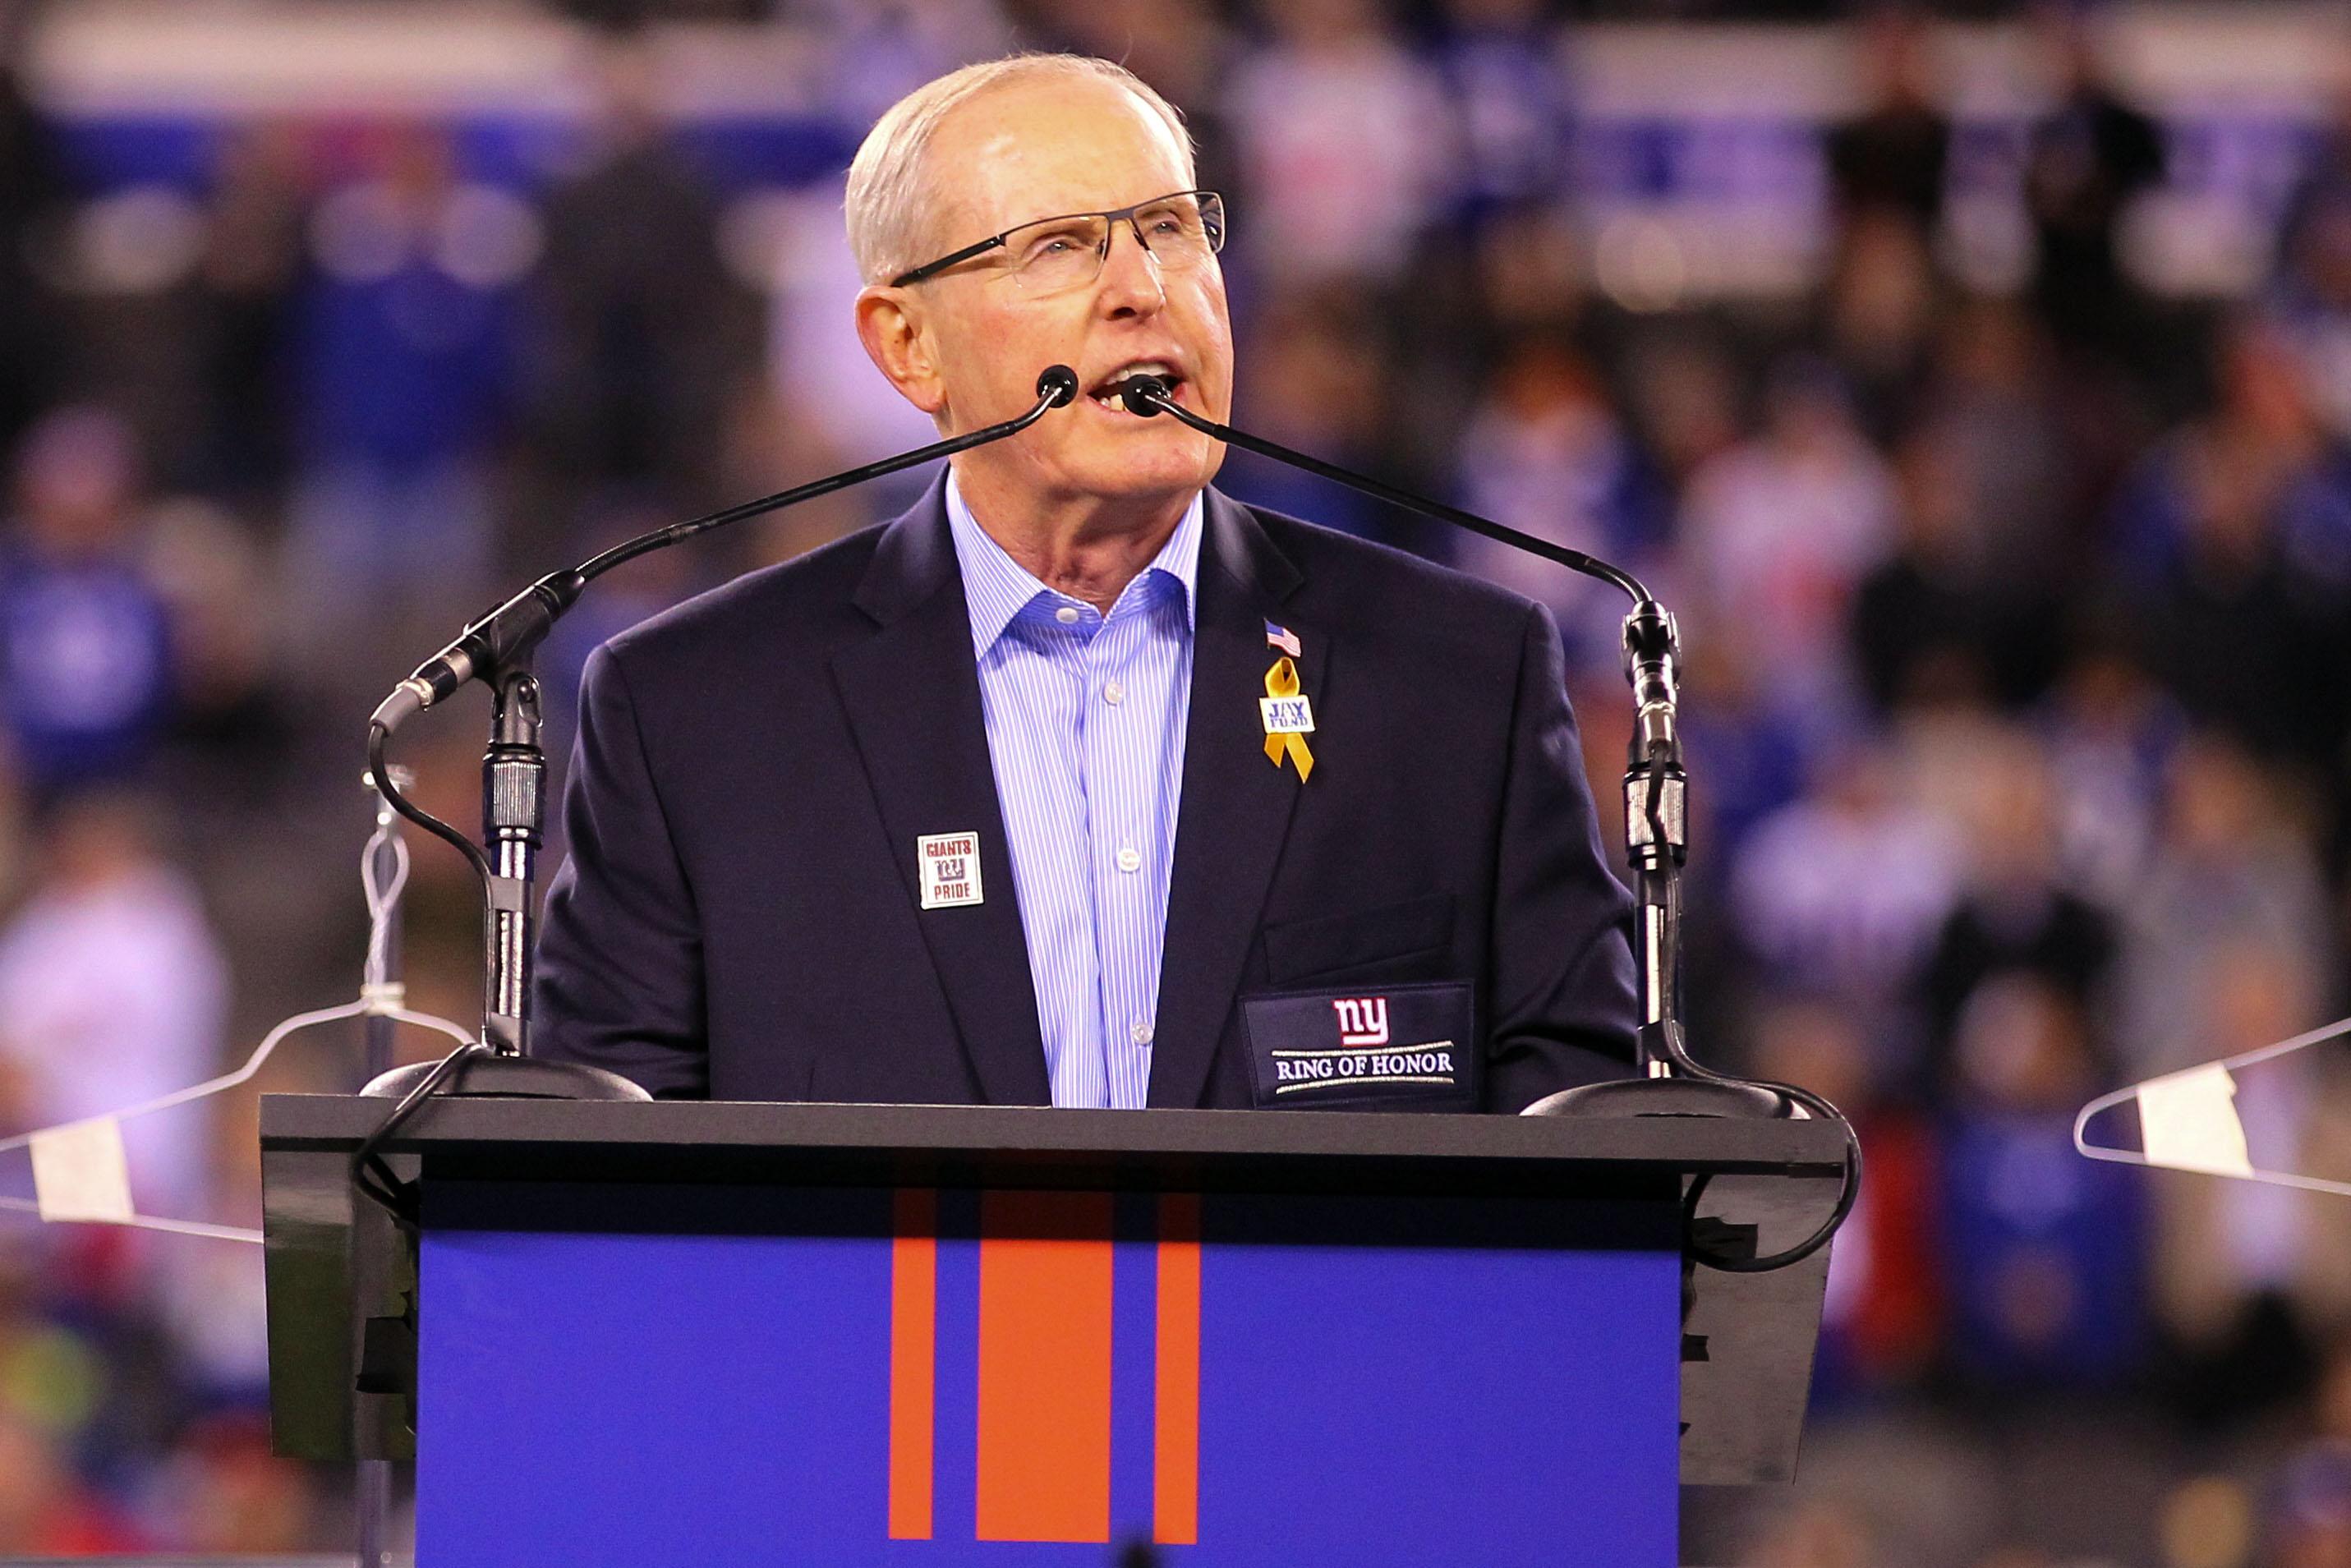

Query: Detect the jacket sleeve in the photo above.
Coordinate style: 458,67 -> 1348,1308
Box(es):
532,641 -> 711,1097
1484,602 -> 1640,1110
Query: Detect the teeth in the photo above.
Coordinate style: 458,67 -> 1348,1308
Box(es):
1097,362 -> 1176,392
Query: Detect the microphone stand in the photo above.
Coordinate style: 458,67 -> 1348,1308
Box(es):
1120,377 -> 1856,1269
348,370 -> 1081,1204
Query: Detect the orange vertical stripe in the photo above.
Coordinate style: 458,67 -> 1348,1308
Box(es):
1155,1192 -> 1202,1546
888,1188 -> 936,1540
974,1189 -> 1115,1543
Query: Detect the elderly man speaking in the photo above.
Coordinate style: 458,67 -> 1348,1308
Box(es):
532,54 -> 1636,1110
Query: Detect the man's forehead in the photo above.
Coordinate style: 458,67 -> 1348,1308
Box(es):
927,78 -> 1189,236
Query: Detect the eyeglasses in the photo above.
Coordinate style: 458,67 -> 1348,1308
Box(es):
889,190 -> 1226,294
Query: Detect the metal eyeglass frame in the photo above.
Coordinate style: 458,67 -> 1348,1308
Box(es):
887,189 -> 1226,289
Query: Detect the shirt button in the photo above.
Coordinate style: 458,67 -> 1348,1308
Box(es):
1054,605 -> 1080,626
1131,1021 -> 1153,1046
1104,679 -> 1125,706
1116,847 -> 1141,873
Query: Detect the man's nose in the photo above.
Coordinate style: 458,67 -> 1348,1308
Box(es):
1094,218 -> 1166,316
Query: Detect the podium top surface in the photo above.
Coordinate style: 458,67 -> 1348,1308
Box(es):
258,1094 -> 1847,1195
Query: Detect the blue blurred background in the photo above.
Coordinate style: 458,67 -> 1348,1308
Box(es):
0,0 -> 2347,1562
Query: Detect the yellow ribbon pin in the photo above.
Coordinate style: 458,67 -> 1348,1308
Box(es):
1262,655 -> 1315,781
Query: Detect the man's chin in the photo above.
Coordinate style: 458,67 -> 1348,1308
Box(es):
1064,467 -> 1212,512
1056,430 -> 1222,504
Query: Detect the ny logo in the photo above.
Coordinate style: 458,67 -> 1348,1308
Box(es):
1331,997 -> 1389,1046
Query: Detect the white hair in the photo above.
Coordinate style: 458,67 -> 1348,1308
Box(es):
844,53 -> 1197,287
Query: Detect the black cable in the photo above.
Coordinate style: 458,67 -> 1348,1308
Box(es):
1678,1086 -> 1862,1273
369,722 -> 490,891
1641,754 -> 1861,1272
359,715 -> 495,1228
351,1040 -> 490,1226
1643,754 -> 1861,1270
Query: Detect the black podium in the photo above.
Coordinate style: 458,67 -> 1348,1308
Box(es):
261,1097 -> 1840,1566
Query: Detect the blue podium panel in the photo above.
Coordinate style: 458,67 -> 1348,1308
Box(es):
416,1182 -> 1680,1568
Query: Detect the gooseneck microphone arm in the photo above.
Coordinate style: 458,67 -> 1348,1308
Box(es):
1118,375 -> 1856,1272
1120,380 -> 1654,601
362,366 -> 1079,1074
372,366 -> 1084,734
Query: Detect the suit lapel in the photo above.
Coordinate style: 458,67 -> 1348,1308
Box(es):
1149,491 -> 1309,1107
830,483 -> 1051,1106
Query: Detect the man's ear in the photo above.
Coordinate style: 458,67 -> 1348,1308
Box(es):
855,287 -> 948,419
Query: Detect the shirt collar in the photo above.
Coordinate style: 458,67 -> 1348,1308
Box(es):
944,467 -> 1203,655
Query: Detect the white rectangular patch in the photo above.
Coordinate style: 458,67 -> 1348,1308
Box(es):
2137,1062 -> 2254,1177
918,831 -> 984,910
1259,695 -> 1315,735
30,1116 -> 136,1224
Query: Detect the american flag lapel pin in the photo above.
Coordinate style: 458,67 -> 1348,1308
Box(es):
1260,623 -> 1314,781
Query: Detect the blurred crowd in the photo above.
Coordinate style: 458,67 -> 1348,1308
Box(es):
0,1 -> 2344,1562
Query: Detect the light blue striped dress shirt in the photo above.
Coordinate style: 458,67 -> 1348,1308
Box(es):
945,471 -> 1202,1110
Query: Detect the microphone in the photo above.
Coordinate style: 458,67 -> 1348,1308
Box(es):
374,365 -> 1083,732
1112,372 -> 1856,1272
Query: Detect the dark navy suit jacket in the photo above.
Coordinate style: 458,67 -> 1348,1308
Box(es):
533,481 -> 1638,1108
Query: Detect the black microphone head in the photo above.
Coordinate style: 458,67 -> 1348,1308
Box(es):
1035,365 -> 1080,407
1117,374 -> 1174,416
